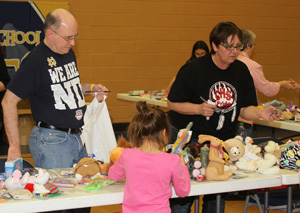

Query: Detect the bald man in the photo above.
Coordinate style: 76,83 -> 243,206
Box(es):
2,8 -> 109,170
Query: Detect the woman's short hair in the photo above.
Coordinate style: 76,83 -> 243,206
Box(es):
209,21 -> 243,54
241,29 -> 256,51
127,101 -> 171,150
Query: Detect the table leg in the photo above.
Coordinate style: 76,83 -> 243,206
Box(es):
253,124 -> 257,138
194,196 -> 199,213
287,185 -> 293,213
264,188 -> 269,213
216,194 -> 221,213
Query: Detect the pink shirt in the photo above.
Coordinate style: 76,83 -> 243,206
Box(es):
108,148 -> 191,213
238,51 -> 280,97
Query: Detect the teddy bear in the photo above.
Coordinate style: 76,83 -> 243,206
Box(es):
198,134 -> 233,181
74,158 -> 103,180
256,153 -> 280,175
235,157 -> 258,172
222,135 -> 246,164
264,140 -> 280,153
235,153 -> 280,175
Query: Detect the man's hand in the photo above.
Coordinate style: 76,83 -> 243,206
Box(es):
7,144 -> 21,161
90,84 -> 109,101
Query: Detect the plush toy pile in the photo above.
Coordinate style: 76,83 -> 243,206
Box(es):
235,139 -> 288,175
1,168 -> 60,200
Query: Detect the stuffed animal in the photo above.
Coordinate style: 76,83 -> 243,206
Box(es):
256,153 -> 280,175
280,111 -> 293,120
236,153 -> 280,175
74,158 -> 102,180
222,136 -> 245,164
245,136 -> 261,155
165,122 -> 193,155
264,141 -> 280,153
198,135 -> 233,181
101,135 -> 132,173
171,122 -> 193,154
32,169 -> 51,194
235,157 -> 257,172
183,147 -> 202,180
5,169 -> 52,194
5,170 -> 29,190
280,142 -> 300,170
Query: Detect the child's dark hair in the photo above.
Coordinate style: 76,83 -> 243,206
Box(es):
127,101 -> 171,150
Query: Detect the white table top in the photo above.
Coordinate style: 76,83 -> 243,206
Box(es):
117,93 -> 168,108
187,171 -> 281,197
280,169 -> 300,185
254,119 -> 300,132
0,182 -> 125,213
0,171 -> 282,213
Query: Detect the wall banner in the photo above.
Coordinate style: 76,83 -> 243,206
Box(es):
0,1 -> 68,77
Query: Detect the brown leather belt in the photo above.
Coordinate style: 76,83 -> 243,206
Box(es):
37,122 -> 82,134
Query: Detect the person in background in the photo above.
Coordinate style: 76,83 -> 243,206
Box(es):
166,40 -> 209,90
187,40 -> 210,62
109,101 -> 191,213
167,21 -> 281,213
2,8 -> 109,169
237,29 -> 295,136
0,43 -> 10,131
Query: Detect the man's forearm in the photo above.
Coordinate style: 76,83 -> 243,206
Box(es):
2,90 -> 22,160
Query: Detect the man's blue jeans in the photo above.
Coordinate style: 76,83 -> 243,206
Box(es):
29,126 -> 87,169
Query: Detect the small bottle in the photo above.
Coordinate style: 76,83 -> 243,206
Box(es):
200,144 -> 209,168
236,122 -> 247,142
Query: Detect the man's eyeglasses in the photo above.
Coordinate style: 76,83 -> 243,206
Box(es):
51,29 -> 80,43
220,43 -> 244,51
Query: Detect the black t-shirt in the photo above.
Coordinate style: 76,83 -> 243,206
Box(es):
168,53 -> 257,140
8,41 -> 86,129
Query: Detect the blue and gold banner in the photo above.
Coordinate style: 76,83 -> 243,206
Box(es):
0,1 -> 68,77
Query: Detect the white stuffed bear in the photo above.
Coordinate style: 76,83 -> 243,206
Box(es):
264,141 -> 280,153
256,153 -> 280,175
235,157 -> 257,172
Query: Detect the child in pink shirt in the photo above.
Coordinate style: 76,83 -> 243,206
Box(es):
108,101 -> 191,213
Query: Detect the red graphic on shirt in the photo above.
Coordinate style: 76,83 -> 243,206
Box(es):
209,81 -> 236,112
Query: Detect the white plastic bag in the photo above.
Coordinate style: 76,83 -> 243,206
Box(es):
81,97 -> 117,163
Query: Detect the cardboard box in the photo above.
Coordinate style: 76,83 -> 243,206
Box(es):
5,158 -> 23,178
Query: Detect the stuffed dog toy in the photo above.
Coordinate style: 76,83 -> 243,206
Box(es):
198,135 -> 233,181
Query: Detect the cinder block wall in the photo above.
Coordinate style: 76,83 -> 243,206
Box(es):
17,0 -> 300,123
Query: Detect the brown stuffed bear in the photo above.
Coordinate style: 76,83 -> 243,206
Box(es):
222,136 -> 245,164
74,157 -> 102,180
